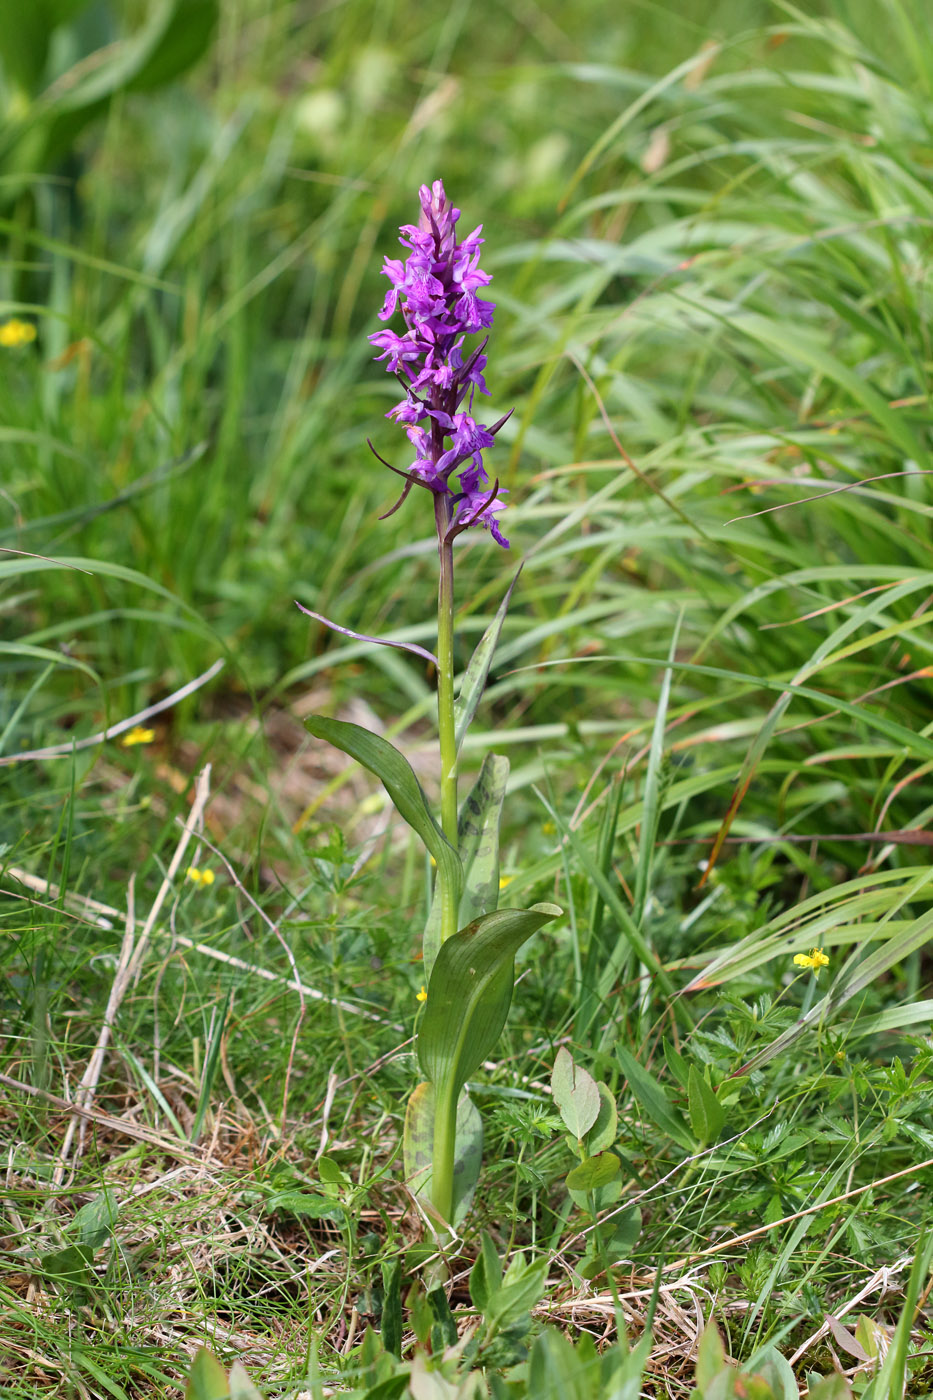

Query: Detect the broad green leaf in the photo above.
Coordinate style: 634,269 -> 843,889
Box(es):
551,1047 -> 600,1141
264,1190 -> 344,1221
695,1324 -> 728,1393
565,1152 -> 620,1193
305,715 -> 461,916
454,566 -> 522,752
484,1254 -> 550,1339
586,1082 -> 618,1155
39,1242 -> 95,1290
72,1188 -> 117,1248
381,1259 -> 402,1358
687,1065 -> 725,1145
185,1349 -> 230,1400
568,1172 -> 623,1214
663,1040 -> 691,1090
402,1082 -> 483,1225
457,753 -> 509,926
606,1206 -> 642,1257
752,1349 -> 798,1400
227,1364 -> 263,1400
809,1377 -> 854,1400
617,1047 -> 694,1151
528,1329 -> 595,1400
469,1233 -> 503,1313
423,752 -> 509,977
427,1286 -> 458,1351
418,903 -> 561,1100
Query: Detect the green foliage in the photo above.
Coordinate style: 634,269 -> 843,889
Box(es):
4,0 -> 933,1391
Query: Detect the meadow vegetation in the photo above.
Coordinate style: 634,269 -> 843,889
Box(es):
2,0 -> 933,1395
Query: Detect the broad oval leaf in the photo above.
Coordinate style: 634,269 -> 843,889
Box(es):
586,1082 -> 618,1155
551,1047 -> 600,1141
418,903 -> 561,1100
185,1348 -> 230,1400
305,715 -> 461,913
565,1152 -> 620,1193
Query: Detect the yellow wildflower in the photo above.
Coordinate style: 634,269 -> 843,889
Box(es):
793,948 -> 829,976
416,985 -> 427,1003
499,875 -> 513,891
0,319 -> 36,348
186,866 -> 216,887
120,725 -> 155,747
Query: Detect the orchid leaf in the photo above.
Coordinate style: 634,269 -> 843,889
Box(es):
457,752 -> 509,925
454,566 -> 522,753
403,1081 -> 483,1225
423,752 -> 509,977
305,715 -> 462,911
419,903 -> 561,1103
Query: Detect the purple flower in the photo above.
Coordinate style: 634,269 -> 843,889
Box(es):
369,180 -> 509,548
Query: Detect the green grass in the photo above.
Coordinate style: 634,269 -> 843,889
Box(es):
3,0 -> 933,1395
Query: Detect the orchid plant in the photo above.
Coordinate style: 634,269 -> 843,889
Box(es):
301,181 -> 559,1233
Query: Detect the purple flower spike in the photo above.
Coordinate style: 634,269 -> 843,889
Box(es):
369,180 -> 510,548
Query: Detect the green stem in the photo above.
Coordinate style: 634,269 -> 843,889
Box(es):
431,1080 -> 457,1227
435,491 -> 458,946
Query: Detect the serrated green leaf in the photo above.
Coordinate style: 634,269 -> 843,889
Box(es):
551,1047 -> 600,1141
454,567 -> 522,752
305,715 -> 462,923
402,1082 -> 483,1225
565,1152 -> 620,1193
419,903 -> 561,1100
185,1348 -> 230,1400
618,1046 -> 694,1151
688,1065 -> 726,1145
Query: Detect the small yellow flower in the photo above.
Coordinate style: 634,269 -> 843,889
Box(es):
499,875 -> 513,891
120,725 -> 155,747
186,866 -> 216,887
793,948 -> 829,976
416,985 -> 427,1003
0,318 -> 36,348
